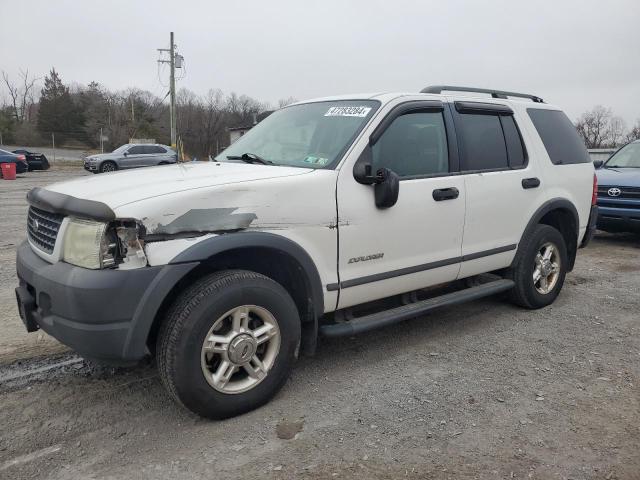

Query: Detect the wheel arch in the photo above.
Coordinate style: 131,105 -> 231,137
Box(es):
513,198 -> 580,272
141,232 -> 325,357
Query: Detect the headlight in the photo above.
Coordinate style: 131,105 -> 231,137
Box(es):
62,218 -> 147,269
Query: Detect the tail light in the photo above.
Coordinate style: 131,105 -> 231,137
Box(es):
591,173 -> 598,206
17,154 -> 27,163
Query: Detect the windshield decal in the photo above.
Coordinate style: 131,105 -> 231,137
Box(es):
324,106 -> 372,118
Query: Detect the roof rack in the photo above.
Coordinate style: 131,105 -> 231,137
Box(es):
420,85 -> 544,103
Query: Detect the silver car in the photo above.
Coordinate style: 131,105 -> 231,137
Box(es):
84,144 -> 177,174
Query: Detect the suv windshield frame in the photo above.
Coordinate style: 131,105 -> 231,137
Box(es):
215,99 -> 381,170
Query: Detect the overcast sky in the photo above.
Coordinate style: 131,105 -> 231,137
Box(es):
2,0 -> 639,124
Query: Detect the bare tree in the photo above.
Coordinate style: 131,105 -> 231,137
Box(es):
624,120 -> 640,144
608,116 -> 627,147
1,69 -> 40,123
575,105 -> 611,148
277,96 -> 298,108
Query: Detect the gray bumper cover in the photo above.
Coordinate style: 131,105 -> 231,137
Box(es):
15,241 -> 198,363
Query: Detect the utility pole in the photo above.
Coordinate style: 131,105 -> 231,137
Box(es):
157,32 -> 180,149
169,31 -> 176,148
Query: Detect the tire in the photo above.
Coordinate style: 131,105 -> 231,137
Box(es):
156,270 -> 300,419
99,161 -> 117,173
507,224 -> 568,309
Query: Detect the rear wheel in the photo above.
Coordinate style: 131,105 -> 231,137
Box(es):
99,161 -> 117,173
157,270 -> 300,419
507,224 -> 568,309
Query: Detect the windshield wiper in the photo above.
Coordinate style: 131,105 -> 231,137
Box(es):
226,153 -> 275,165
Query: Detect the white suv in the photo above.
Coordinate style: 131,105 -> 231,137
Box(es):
16,86 -> 598,418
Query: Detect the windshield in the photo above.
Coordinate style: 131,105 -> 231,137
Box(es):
606,142 -> 640,168
215,100 -> 379,169
112,144 -> 130,154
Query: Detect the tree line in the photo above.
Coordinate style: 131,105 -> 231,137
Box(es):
0,68 -> 293,158
575,105 -> 640,149
1,68 -> 639,155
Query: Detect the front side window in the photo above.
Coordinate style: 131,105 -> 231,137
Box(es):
112,144 -> 130,154
371,111 -> 449,177
128,146 -> 146,155
605,142 -> 640,168
215,100 -> 379,169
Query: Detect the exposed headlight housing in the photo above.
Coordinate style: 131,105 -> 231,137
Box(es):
62,218 -> 147,269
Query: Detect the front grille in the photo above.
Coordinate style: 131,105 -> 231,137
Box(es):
27,207 -> 64,254
597,186 -> 640,199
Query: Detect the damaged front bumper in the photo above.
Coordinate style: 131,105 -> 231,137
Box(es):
15,241 -> 198,364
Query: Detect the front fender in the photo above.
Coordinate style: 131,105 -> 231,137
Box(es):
169,231 -> 325,319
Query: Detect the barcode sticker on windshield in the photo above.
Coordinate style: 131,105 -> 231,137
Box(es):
324,106 -> 372,117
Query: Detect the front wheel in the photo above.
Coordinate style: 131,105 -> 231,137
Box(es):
99,161 -> 117,173
156,270 -> 300,419
507,224 -> 568,309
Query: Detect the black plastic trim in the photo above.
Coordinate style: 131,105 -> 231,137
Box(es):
170,231 -> 325,318
320,279 -> 516,337
580,205 -> 598,248
369,100 -> 444,145
327,244 -> 517,291
15,241 -> 196,362
512,198 -> 580,271
455,101 -> 513,115
27,187 -> 116,222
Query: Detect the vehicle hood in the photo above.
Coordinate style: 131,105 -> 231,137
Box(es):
596,167 -> 640,187
45,162 -> 314,209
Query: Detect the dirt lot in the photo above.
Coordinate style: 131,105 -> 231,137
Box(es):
0,168 -> 639,479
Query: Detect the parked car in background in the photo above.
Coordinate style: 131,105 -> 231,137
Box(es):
12,149 -> 50,171
84,144 -> 177,173
595,140 -> 640,233
0,149 -> 29,176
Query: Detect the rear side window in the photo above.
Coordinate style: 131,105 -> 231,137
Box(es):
527,109 -> 590,164
457,114 -> 508,171
144,145 -> 166,154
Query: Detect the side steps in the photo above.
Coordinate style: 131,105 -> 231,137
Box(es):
319,279 -> 515,338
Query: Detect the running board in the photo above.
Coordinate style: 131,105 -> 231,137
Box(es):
319,279 -> 515,338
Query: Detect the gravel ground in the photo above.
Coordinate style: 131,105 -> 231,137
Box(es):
0,168 -> 639,479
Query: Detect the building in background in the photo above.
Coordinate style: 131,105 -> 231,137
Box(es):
228,111 -> 273,144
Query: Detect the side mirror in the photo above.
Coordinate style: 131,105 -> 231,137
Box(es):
353,145 -> 400,208
123,151 -> 129,157
593,160 -> 604,169
374,168 -> 400,209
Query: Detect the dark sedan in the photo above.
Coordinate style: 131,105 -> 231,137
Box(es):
0,149 -> 29,177
12,149 -> 50,171
595,140 -> 640,233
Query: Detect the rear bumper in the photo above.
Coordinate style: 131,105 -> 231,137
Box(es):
16,241 -> 198,363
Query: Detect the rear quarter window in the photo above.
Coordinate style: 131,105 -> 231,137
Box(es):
527,109 -> 590,165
